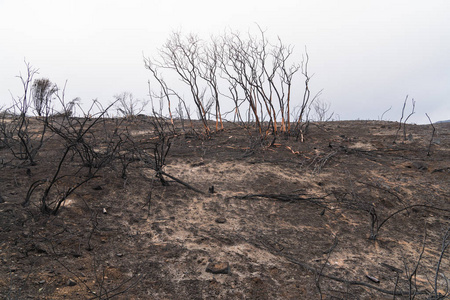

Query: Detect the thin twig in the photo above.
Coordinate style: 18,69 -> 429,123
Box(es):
425,113 -> 436,156
372,204 -> 450,240
434,227 -> 450,299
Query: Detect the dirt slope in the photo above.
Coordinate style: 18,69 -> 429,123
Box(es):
1,119 -> 449,299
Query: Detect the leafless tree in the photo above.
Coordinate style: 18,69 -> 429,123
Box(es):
145,27 -> 321,143
114,92 -> 149,118
144,65 -> 175,126
199,37 -> 224,131
293,51 -> 322,141
218,29 -> 266,134
126,111 -> 203,193
137,111 -> 174,186
394,95 -> 416,143
275,37 -> 300,133
217,28 -> 302,137
425,113 -> 436,156
146,32 -> 211,135
23,99 -> 121,214
1,61 -> 51,165
313,99 -> 334,122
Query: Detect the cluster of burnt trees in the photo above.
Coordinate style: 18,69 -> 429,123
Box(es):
0,57 -> 201,216
0,27 -> 324,215
0,61 -> 151,215
145,28 -> 324,141
1,29 -> 326,163
1,52 -> 448,299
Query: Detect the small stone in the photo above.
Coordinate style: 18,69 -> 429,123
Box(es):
93,185 -> 103,190
215,217 -> 227,224
116,253 -> 123,257
39,280 -> 46,284
366,275 -> 380,283
67,279 -> 77,286
206,262 -> 229,274
102,208 -> 107,214
209,186 -> 215,193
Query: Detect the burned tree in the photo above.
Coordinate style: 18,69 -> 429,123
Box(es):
146,32 -> 211,135
393,95 -> 416,143
145,28 -> 314,140
1,62 -> 51,165
218,30 -> 264,134
23,100 -> 122,214
217,28 -> 310,140
199,38 -> 224,131
293,51 -> 322,141
32,78 -> 57,117
114,92 -> 149,118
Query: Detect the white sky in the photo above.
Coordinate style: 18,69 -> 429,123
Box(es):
1,0 -> 449,123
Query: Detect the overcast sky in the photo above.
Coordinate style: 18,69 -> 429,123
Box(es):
1,0 -> 449,123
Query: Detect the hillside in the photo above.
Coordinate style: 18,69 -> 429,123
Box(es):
1,118 -> 449,299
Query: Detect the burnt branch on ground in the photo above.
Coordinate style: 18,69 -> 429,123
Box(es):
369,204 -> 450,241
228,192 -> 331,208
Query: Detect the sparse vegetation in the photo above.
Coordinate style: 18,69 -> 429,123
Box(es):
0,31 -> 448,299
